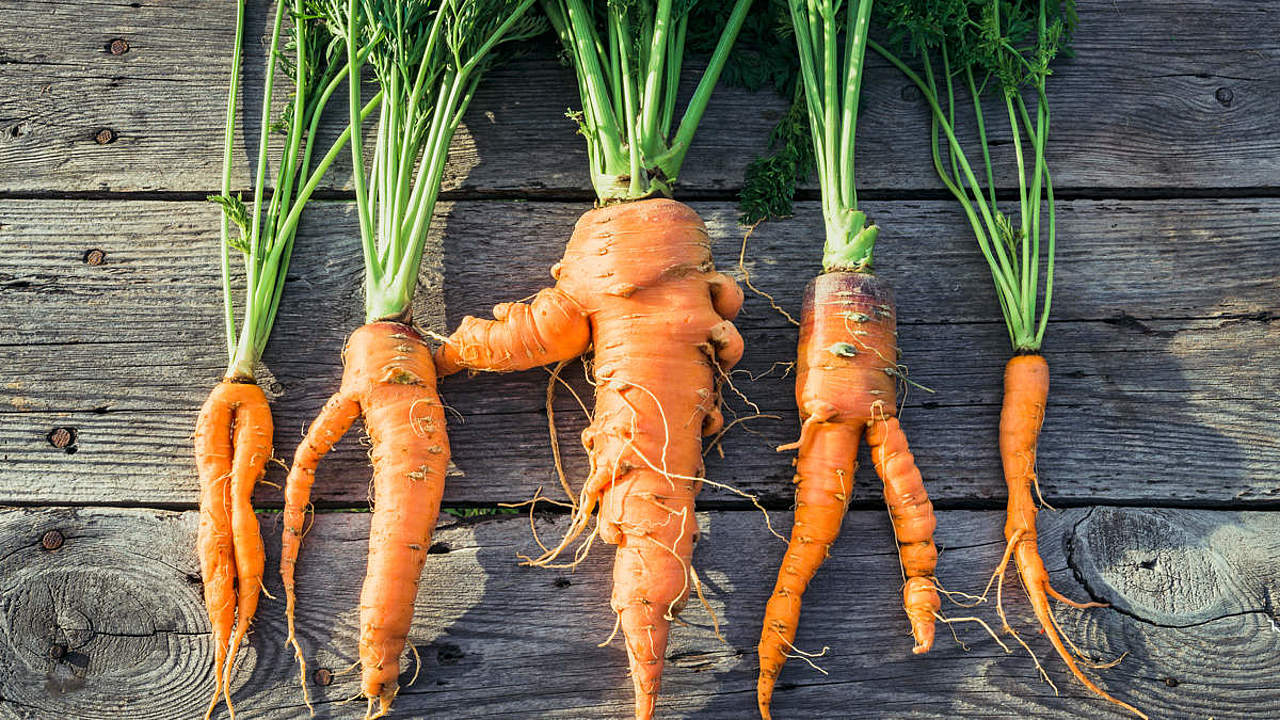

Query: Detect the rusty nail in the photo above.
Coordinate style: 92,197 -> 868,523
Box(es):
41,530 -> 65,550
108,38 -> 130,55
84,248 -> 106,265
49,643 -> 67,660
48,427 -> 76,449
1215,87 -> 1233,106
314,668 -> 333,686
95,128 -> 117,145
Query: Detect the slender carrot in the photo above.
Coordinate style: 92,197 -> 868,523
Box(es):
875,1 -> 1145,715
437,198 -> 745,719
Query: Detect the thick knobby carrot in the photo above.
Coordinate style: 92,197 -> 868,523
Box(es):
436,198 -> 743,720
758,271 -> 939,719
281,321 -> 450,719
997,354 -> 1147,719
194,379 -> 272,719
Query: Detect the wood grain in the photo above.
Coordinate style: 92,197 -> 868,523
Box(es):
1,199 -> 1276,507
1,1 -> 1278,194
0,506 -> 1275,719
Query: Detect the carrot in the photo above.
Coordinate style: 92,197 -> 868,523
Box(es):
874,1 -> 1145,715
757,272 -> 939,719
741,3 -> 944,716
282,322 -> 448,717
433,4 -> 755,715
437,198 -> 744,718
279,4 -> 540,717
196,2 -> 363,715
195,379 -> 272,719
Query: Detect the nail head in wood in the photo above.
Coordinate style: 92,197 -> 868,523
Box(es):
41,530 -> 64,550
94,128 -> 117,145
84,248 -> 106,265
47,427 -> 76,449
108,38 -> 129,55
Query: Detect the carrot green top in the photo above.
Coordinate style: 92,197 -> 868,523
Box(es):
211,0 -> 367,380
873,0 -> 1075,351
544,0 -> 754,204
317,0 -> 542,323
784,0 -> 881,274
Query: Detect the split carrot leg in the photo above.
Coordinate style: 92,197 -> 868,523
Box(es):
866,413 -> 940,654
194,379 -> 272,719
281,392 -> 360,707
757,421 -> 860,719
998,353 -> 1146,719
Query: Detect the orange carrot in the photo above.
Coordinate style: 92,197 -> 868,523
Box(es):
281,321 -> 449,718
757,271 -> 939,718
437,199 -> 744,719
194,379 -> 272,719
995,354 -> 1147,719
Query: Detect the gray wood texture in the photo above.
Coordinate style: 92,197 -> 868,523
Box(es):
1,1 -> 1278,194
2,199 -> 1277,508
2,0 -> 1279,717
3,506 -> 1277,720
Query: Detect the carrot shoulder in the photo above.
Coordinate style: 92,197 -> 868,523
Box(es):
436,199 -> 743,720
281,322 -> 450,719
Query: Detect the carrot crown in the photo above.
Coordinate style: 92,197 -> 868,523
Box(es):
209,0 -> 361,381
318,0 -> 542,323
544,0 -> 754,203
873,0 -> 1075,351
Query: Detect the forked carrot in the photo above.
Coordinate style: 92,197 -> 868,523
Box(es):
195,380 -> 271,719
196,0 -> 360,714
279,3 -> 541,717
282,322 -> 448,717
758,272 -> 939,718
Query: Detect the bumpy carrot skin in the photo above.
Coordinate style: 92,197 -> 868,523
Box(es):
280,321 -> 450,719
436,198 -> 743,720
194,379 -> 272,719
998,354 -> 1146,719
757,271 -> 939,720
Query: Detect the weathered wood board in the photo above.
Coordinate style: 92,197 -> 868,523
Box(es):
3,0 -> 1280,718
2,0 -> 1278,194
2,199 -> 1277,508
1,505 -> 1276,719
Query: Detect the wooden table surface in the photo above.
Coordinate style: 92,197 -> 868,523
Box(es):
2,1 -> 1279,718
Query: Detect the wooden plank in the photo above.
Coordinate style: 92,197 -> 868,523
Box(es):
1,1 -> 1278,194
1,198 -> 1277,507
0,505 -> 1275,718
